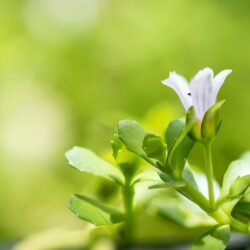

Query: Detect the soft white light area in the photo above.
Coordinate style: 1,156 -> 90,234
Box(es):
44,0 -> 98,27
23,0 -> 100,43
0,82 -> 72,165
194,172 -> 221,200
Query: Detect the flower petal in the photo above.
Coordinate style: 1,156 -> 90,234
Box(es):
190,68 -> 214,121
213,69 -> 232,100
162,72 -> 192,111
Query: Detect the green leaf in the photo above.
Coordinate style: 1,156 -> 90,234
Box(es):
165,119 -> 194,175
117,120 -> 157,167
191,225 -> 230,250
133,167 -> 161,184
166,119 -> 185,148
158,170 -> 174,183
150,169 -> 186,189
232,200 -> 250,219
182,164 -> 198,190
149,181 -> 185,189
229,175 -> 250,198
142,133 -> 166,162
118,120 -> 147,157
68,194 -> 125,226
150,167 -> 188,189
111,134 -> 123,160
109,175 -> 124,187
221,152 -> 250,197
65,146 -> 123,183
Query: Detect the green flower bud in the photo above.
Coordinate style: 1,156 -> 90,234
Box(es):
186,100 -> 225,142
201,100 -> 225,141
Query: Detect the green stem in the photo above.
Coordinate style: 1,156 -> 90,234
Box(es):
122,181 -> 134,246
209,208 -> 248,232
177,183 -> 210,211
203,141 -> 215,209
178,183 -> 248,232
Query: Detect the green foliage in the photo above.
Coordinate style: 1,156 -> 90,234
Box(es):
232,199 -> 250,221
68,194 -> 125,226
191,225 -> 230,250
229,175 -> 250,198
157,170 -> 175,182
165,119 -> 194,175
149,164 -> 198,191
215,154 -> 250,217
66,103 -> 250,250
65,146 -> 123,183
118,120 -> 147,158
66,115 -> 250,250
111,134 -> 123,160
142,133 -> 166,162
182,164 -> 198,189
149,161 -> 198,190
117,119 -> 159,168
166,119 -> 185,148
221,152 -> 250,198
148,181 -> 185,189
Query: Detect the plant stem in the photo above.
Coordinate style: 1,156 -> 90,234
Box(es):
122,181 -> 134,247
209,208 -> 248,232
177,183 -> 210,212
178,183 -> 248,232
203,141 -> 215,209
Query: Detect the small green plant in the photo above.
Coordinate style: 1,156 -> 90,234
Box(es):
66,68 -> 250,249
65,142 -> 142,247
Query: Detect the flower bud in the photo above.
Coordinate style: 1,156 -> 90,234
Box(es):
186,100 -> 225,142
201,100 -> 225,141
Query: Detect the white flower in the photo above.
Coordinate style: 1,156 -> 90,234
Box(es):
162,67 -> 232,121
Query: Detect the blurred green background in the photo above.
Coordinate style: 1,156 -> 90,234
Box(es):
1,0 -> 250,247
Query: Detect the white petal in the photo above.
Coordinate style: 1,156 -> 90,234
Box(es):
162,72 -> 192,111
190,68 -> 214,121
213,69 -> 232,100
